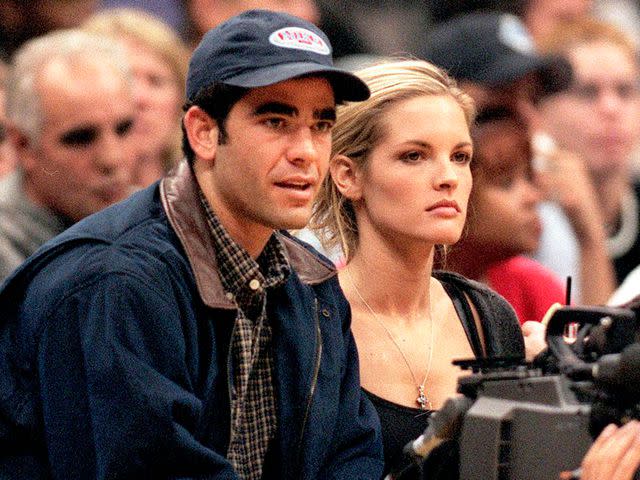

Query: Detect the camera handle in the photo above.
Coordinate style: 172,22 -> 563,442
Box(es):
546,306 -> 637,380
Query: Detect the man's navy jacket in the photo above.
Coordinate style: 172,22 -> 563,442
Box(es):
0,161 -> 384,479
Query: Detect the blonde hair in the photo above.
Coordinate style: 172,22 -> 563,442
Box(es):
83,7 -> 190,172
310,58 -> 476,261
539,17 -> 637,60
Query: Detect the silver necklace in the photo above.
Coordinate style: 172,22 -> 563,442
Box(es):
346,269 -> 435,410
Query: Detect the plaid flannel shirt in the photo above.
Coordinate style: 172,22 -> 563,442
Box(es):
199,190 -> 289,480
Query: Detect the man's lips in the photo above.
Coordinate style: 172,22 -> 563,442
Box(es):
274,176 -> 316,191
274,181 -> 312,190
273,176 -> 318,203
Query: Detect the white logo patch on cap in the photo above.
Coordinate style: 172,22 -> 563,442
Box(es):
498,14 -> 536,55
269,27 -> 331,55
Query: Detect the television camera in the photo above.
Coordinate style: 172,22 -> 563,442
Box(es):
396,300 -> 640,480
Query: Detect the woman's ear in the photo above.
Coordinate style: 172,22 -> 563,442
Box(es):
329,154 -> 363,201
182,106 -> 219,164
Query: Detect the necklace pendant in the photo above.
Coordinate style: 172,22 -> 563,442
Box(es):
417,385 -> 431,410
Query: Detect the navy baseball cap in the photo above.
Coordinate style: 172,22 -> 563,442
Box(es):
423,12 -> 572,96
186,9 -> 370,102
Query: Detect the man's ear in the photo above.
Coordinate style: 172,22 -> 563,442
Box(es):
183,106 -> 219,164
8,126 -> 37,172
330,154 -> 363,201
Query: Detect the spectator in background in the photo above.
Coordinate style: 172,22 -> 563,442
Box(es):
0,0 -> 99,60
422,11 -> 616,305
535,18 -> 640,287
314,1 -> 370,59
446,107 -> 566,324
318,0 -> 430,58
0,29 -> 136,281
425,0 -> 593,47
0,59 -> 17,179
98,0 -> 186,34
425,0 -> 526,24
422,12 -> 571,122
181,0 -> 320,48
521,0 -> 594,45
84,8 -> 190,187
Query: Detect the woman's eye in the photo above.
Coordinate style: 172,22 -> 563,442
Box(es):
400,151 -> 423,162
453,152 -> 472,164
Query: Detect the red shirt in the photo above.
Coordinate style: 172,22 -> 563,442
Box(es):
486,256 -> 566,324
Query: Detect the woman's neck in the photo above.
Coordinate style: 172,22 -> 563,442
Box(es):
341,233 -> 436,319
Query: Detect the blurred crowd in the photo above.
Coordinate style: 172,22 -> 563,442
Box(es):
3,3 -> 640,478
1,0 -> 640,316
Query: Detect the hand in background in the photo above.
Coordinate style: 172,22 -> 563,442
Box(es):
532,132 -> 616,305
522,320 -> 546,361
580,421 -> 640,480
533,135 -> 603,245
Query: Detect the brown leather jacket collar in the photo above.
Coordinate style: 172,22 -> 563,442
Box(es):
160,160 -> 337,309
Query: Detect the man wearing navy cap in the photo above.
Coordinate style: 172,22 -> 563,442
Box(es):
422,11 -> 572,115
0,9 -> 383,479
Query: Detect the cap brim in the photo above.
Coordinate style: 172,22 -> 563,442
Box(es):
222,62 -> 371,102
482,54 -> 573,96
536,55 -> 574,96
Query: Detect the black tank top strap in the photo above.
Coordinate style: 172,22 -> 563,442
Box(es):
441,279 -> 484,358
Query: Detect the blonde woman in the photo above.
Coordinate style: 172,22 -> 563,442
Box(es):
311,59 -> 525,476
84,8 -> 189,187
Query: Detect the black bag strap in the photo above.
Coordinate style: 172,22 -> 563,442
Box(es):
441,280 -> 486,358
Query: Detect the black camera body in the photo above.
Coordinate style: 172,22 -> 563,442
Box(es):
407,302 -> 640,480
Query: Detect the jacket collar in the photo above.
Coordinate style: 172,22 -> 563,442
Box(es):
160,160 -> 336,309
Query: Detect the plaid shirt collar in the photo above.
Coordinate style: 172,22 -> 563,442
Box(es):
197,189 -> 290,304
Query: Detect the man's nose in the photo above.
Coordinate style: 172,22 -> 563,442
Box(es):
94,131 -> 128,174
286,126 -> 319,165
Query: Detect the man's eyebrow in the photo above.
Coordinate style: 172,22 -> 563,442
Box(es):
254,102 -> 297,116
253,102 -> 336,121
315,108 -> 336,121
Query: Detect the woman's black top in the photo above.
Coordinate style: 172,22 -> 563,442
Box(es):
364,389 -> 432,478
364,270 -> 525,478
